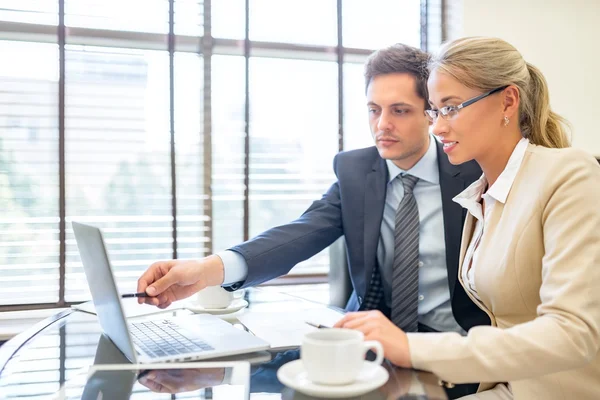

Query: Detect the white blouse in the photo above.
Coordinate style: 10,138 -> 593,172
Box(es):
453,138 -> 530,300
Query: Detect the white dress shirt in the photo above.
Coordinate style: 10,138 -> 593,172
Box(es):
378,136 -> 463,333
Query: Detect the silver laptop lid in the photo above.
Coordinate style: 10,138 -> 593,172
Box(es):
72,221 -> 138,363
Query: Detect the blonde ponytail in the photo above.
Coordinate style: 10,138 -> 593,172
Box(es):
430,37 -> 570,149
522,63 -> 570,148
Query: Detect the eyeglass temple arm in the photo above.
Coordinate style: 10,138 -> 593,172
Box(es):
460,85 -> 509,109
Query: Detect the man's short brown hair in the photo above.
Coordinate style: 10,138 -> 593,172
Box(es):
364,43 -> 431,110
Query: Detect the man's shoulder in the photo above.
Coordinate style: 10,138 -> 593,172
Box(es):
335,146 -> 381,170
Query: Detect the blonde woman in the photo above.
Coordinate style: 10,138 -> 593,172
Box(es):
335,37 -> 600,399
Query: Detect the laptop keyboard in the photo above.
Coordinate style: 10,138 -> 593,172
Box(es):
129,319 -> 214,358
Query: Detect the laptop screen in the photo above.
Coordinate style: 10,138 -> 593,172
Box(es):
72,222 -> 138,363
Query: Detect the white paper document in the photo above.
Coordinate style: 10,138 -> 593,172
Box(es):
71,300 -> 183,318
238,307 -> 345,350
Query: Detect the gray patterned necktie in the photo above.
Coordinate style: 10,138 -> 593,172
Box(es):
391,174 -> 420,332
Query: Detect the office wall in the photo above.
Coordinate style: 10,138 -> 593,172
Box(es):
449,0 -> 600,156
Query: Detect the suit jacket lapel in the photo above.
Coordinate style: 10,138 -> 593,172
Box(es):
361,156 -> 388,297
436,141 -> 467,299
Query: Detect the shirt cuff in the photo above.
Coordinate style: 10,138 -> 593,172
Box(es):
216,250 -> 248,286
221,366 -> 233,385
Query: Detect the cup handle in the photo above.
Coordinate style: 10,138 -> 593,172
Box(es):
362,340 -> 384,365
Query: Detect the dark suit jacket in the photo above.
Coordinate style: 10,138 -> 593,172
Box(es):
230,140 -> 490,331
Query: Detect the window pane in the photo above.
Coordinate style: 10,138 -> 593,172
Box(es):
426,0 -> 443,51
250,0 -> 337,46
249,57 -> 338,274
212,0 -> 245,40
343,62 -> 373,150
0,41 -> 60,305
65,46 -> 172,302
0,1 -> 58,25
175,0 -> 204,36
343,0 -> 421,49
174,52 -> 208,259
65,0 -> 169,33
212,55 -> 245,251
173,54 -> 246,258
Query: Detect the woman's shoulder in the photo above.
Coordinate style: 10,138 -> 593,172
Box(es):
525,143 -> 600,174
519,143 -> 600,204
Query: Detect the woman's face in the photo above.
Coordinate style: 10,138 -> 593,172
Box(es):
427,70 -> 507,165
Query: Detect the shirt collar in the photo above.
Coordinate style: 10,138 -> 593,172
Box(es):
485,137 -> 529,203
385,135 -> 439,185
454,137 -> 529,207
453,174 -> 487,217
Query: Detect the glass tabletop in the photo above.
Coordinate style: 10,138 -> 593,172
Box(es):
0,288 -> 447,399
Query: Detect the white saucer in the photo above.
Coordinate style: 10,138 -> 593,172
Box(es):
277,359 -> 389,399
184,298 -> 249,315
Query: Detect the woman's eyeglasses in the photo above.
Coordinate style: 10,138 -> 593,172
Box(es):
425,85 -> 508,122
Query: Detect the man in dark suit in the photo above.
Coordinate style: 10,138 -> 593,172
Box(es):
138,43 -> 489,398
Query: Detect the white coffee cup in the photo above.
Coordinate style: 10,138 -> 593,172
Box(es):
301,328 -> 384,386
194,286 -> 235,309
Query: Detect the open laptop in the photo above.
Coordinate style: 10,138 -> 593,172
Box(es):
72,221 -> 269,364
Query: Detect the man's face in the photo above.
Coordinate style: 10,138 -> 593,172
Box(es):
366,73 -> 431,170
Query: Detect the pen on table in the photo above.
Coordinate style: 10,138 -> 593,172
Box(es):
121,292 -> 150,298
305,321 -> 332,329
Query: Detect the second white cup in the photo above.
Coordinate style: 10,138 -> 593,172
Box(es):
301,328 -> 384,386
194,286 -> 234,309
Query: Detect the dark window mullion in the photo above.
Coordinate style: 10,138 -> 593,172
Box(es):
58,0 -> 66,307
59,324 -> 66,387
169,0 -> 177,259
441,0 -> 447,42
420,0 -> 428,51
337,0 -> 344,153
204,0 -> 214,255
243,0 -> 250,242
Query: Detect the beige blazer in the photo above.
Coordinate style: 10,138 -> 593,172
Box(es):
406,144 -> 600,399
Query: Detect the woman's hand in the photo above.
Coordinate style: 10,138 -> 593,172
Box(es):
334,310 -> 412,368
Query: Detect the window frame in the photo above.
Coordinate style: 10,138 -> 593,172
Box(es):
0,0 -> 434,312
